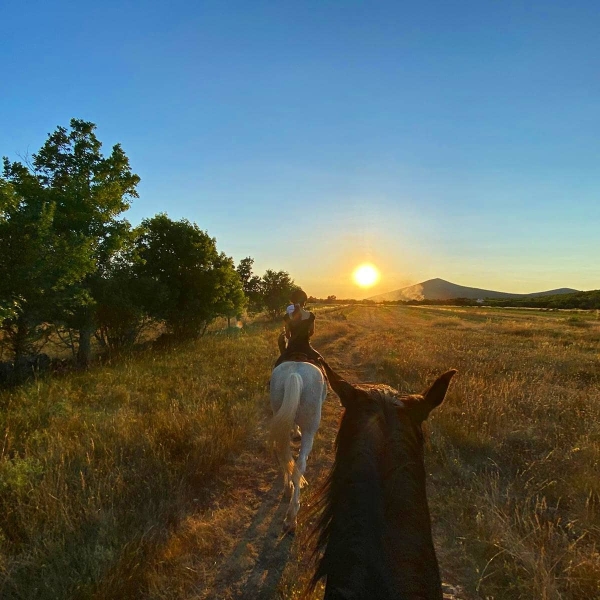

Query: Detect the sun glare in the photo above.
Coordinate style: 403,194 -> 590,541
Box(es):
352,263 -> 380,288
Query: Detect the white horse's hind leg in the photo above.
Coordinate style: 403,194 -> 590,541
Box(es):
284,430 -> 316,532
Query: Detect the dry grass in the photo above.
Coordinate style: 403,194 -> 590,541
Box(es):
335,306 -> 599,600
1,306 -> 599,599
0,326 -> 277,599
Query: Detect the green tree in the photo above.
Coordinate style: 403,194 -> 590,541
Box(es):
260,270 -> 299,319
92,227 -> 154,353
136,214 -> 245,338
214,255 -> 248,328
30,119 -> 140,366
0,163 -> 94,364
236,257 -> 264,314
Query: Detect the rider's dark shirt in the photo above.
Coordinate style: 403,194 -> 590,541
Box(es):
285,311 -> 315,355
274,311 -> 322,368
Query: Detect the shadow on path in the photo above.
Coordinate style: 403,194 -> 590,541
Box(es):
211,478 -> 296,599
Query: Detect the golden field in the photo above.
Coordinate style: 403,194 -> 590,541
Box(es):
1,306 -> 599,599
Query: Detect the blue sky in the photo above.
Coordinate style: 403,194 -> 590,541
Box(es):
2,0 -> 599,298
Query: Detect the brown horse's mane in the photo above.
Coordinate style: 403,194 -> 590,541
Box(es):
307,383 -> 435,597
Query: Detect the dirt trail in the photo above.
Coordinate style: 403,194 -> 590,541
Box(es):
192,308 -> 468,599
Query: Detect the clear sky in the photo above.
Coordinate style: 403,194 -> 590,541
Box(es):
2,0 -> 599,298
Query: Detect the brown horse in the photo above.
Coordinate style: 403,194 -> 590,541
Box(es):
309,361 -> 457,600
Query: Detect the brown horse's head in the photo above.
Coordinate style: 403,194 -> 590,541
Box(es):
310,361 -> 457,599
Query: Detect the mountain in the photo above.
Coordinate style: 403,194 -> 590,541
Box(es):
367,278 -> 579,302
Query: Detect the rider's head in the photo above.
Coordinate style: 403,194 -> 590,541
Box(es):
290,288 -> 308,307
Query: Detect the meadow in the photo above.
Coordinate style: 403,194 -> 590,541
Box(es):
1,306 -> 599,599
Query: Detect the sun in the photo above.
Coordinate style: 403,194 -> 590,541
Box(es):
352,263 -> 380,288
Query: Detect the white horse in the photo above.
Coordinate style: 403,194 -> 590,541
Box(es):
269,361 -> 328,531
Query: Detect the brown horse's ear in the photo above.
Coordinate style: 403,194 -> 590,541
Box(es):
417,369 -> 457,421
320,359 -> 356,407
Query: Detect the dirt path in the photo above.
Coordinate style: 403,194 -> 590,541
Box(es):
190,308 -> 469,599
189,381 -> 341,599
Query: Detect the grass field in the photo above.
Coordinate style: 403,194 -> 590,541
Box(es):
1,306 -> 599,599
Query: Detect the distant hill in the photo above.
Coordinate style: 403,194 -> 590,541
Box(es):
368,278 -> 579,302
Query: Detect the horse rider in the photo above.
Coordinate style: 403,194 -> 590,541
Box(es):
274,288 -> 324,369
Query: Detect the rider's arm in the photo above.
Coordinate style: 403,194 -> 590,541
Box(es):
283,313 -> 292,339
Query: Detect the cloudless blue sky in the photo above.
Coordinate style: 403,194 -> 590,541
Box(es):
2,0 -> 599,297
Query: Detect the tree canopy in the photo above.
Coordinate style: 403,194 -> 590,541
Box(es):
236,257 -> 264,314
260,270 -> 299,319
0,118 -> 301,372
136,214 -> 245,338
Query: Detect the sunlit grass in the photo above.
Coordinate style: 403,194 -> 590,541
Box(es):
0,327 -> 278,599
1,306 -> 599,599
334,306 -> 599,600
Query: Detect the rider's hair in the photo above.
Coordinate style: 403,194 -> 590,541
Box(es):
290,288 -> 308,306
290,303 -> 303,320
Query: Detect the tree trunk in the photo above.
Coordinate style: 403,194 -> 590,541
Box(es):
12,315 -> 29,370
77,323 -> 94,368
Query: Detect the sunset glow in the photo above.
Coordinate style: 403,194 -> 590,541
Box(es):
352,264 -> 380,288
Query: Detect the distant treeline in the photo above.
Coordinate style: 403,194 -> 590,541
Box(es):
310,291 -> 600,310
0,119 -> 302,372
484,290 -> 600,310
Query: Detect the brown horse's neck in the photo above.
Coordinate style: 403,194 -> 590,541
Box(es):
320,467 -> 395,598
317,417 -> 442,600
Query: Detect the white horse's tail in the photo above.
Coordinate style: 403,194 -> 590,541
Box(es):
270,372 -> 307,487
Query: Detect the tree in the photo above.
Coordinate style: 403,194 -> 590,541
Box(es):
92,227 -> 154,353
0,163 -> 94,364
236,257 -> 264,314
136,214 -> 245,338
29,119 -> 140,366
260,270 -> 299,319
213,255 -> 248,328
0,297 -> 19,324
